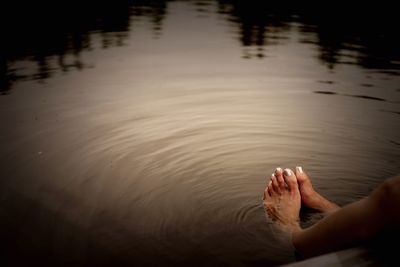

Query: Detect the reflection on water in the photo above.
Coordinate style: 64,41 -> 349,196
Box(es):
2,1 -> 167,93
1,1 -> 400,266
3,1 -> 400,93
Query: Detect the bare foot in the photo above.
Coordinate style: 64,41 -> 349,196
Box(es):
295,166 -> 339,213
263,168 -> 302,234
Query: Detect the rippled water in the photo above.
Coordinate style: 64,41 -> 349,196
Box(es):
1,1 -> 400,266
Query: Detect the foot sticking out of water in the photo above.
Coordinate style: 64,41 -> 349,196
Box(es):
263,168 -> 302,236
262,167 -> 340,249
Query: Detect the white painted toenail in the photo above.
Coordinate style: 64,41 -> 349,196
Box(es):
276,167 -> 282,172
296,166 -> 303,173
283,169 -> 292,176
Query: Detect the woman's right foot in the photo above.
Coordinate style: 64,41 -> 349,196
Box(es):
294,166 -> 340,213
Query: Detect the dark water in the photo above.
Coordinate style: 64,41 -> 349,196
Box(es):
1,1 -> 400,266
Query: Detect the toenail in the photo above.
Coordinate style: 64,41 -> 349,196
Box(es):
276,167 -> 282,172
283,169 -> 292,176
296,166 -> 303,173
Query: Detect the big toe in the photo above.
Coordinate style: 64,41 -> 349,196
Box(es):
295,166 -> 309,185
283,168 -> 298,192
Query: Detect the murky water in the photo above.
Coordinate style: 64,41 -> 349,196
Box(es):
1,1 -> 400,266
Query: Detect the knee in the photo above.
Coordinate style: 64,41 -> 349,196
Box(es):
371,175 -> 400,218
380,175 -> 400,200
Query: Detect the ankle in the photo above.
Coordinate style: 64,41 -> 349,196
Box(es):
291,227 -> 305,256
305,192 -> 338,212
316,195 -> 339,212
291,222 -> 302,233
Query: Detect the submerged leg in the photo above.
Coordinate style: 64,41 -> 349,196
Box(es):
292,174 -> 400,258
295,166 -> 340,213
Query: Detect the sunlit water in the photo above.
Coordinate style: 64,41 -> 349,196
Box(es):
1,1 -> 400,266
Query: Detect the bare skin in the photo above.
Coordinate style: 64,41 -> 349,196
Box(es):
294,166 -> 340,213
264,167 -> 400,258
263,168 -> 302,234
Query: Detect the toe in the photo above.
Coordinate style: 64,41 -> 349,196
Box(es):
274,167 -> 283,177
274,167 -> 286,189
263,181 -> 272,201
271,174 -> 281,194
295,166 -> 310,185
268,182 -> 277,197
283,168 -> 298,192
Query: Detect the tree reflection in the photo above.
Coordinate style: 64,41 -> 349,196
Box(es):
217,1 -> 293,59
298,9 -> 400,71
2,1 -> 400,93
218,1 -> 400,71
2,1 -> 170,94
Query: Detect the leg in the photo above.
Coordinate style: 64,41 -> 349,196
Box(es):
292,175 -> 400,258
295,166 -> 340,213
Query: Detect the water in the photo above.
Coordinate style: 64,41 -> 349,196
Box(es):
1,1 -> 400,266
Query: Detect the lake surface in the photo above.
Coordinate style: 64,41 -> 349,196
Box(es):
1,1 -> 400,266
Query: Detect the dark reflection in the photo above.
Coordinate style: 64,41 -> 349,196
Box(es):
218,2 -> 400,69
131,0 -> 169,34
217,1 -> 292,59
360,83 -> 374,88
3,1 -> 400,93
314,91 -> 337,95
193,1 -> 213,15
2,1 -> 169,94
298,7 -> 400,71
314,91 -> 388,102
346,94 -> 386,102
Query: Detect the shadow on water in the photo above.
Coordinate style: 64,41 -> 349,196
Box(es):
314,91 -> 390,102
313,91 -> 338,95
2,1 -> 400,93
346,95 -> 386,102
